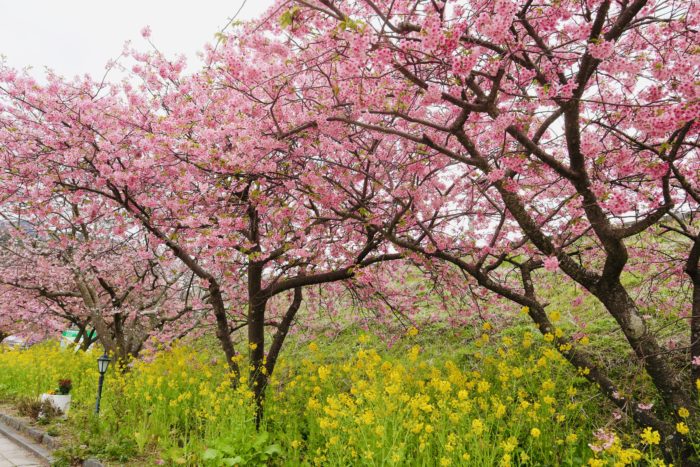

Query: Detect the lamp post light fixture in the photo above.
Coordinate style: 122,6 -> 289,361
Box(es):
95,352 -> 111,414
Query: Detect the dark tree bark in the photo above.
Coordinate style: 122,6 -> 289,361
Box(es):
686,236 -> 700,393
248,262 -> 267,426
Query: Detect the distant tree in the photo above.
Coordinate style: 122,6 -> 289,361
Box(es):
0,188 -> 202,360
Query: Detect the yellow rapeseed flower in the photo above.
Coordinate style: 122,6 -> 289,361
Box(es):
501,436 -> 517,453
307,398 -> 321,410
471,418 -> 485,436
495,402 -> 506,418
317,365 -> 330,381
477,380 -> 491,393
676,422 -> 689,435
530,427 -> 541,438
618,448 -> 642,464
640,427 -> 661,445
541,379 -> 555,391
359,410 -> 374,425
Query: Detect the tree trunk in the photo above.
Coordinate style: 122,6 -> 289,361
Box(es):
247,262 -> 267,428
209,279 -> 240,381
72,326 -> 86,347
686,236 -> 700,395
265,287 -> 303,381
80,328 -> 97,352
593,281 -> 693,413
691,279 -> 700,394
113,312 -> 127,362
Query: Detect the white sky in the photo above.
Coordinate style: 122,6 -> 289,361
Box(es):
0,0 -> 275,79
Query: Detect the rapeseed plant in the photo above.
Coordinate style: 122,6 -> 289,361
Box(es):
0,326 -> 694,466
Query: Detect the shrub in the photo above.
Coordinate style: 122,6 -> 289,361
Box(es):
16,397 -> 62,421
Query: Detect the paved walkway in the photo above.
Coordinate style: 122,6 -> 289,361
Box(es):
0,432 -> 43,467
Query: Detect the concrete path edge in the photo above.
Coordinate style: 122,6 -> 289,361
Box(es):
0,413 -> 60,451
0,412 -> 104,467
0,419 -> 52,466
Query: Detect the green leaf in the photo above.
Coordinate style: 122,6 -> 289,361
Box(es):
222,456 -> 244,466
253,431 -> 269,447
202,448 -> 220,461
279,7 -> 299,29
338,17 -> 364,32
264,444 -> 282,456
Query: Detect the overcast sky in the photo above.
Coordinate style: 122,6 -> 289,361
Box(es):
0,0 -> 275,79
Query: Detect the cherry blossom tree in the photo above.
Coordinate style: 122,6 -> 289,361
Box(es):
0,58 -> 403,420
0,186 -> 203,360
214,0 -> 699,459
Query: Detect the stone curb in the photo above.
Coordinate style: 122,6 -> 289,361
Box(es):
0,413 -> 61,450
0,411 -> 104,467
0,418 -> 53,466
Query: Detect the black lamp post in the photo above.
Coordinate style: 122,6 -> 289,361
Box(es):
95,352 -> 111,414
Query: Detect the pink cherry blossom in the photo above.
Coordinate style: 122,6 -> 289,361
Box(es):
543,257 -> 559,272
